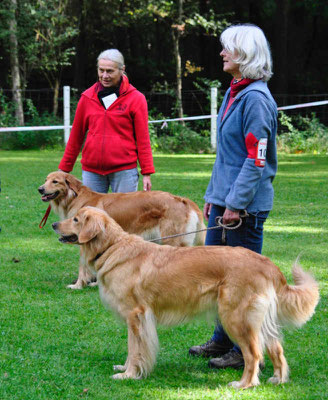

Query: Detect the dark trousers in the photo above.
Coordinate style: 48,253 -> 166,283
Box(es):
206,204 -> 269,353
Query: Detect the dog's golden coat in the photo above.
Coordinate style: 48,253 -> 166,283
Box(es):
53,207 -> 319,389
39,171 -> 205,289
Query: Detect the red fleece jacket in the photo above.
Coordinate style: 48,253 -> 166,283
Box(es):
58,75 -> 155,175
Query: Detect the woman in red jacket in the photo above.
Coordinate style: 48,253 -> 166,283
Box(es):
59,49 -> 155,193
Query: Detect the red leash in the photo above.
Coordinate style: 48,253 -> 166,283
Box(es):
39,205 -> 52,228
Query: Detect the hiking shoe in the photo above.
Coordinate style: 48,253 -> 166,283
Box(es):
208,349 -> 244,369
208,349 -> 265,370
189,339 -> 232,358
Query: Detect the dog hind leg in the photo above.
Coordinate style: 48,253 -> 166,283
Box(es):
266,339 -> 289,384
228,335 -> 262,389
218,291 -> 263,388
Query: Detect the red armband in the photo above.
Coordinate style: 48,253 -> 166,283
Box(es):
245,132 -> 267,167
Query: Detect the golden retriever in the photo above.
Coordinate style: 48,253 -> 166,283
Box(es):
52,206 -> 319,389
38,171 -> 205,289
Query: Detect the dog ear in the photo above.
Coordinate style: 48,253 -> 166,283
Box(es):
65,174 -> 83,196
78,216 -> 102,243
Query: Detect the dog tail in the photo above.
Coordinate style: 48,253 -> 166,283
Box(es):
277,261 -> 319,328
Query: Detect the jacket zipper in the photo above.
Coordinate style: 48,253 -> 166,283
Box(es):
101,108 -> 107,174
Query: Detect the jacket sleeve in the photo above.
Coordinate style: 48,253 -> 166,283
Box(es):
225,93 -> 276,211
132,95 -> 155,175
58,96 -> 89,172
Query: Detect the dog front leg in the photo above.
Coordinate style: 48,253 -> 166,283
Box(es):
67,248 -> 94,289
112,308 -> 158,380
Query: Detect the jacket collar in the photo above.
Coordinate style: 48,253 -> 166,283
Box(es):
231,79 -> 269,100
82,74 -> 133,100
218,80 -> 271,127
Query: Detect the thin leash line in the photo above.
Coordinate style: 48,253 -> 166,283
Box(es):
148,225 -> 221,243
148,215 -> 245,243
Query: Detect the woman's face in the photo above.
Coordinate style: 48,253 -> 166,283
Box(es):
97,59 -> 124,88
220,48 -> 242,79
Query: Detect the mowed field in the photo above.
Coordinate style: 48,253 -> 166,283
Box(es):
0,150 -> 327,400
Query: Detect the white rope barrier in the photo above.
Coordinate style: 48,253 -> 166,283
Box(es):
277,100 -> 328,111
0,99 -> 327,133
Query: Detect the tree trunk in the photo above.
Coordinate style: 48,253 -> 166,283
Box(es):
53,78 -> 60,116
9,0 -> 24,125
172,0 -> 184,119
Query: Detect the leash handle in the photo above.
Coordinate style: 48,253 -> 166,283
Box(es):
39,205 -> 52,228
215,216 -> 242,230
215,210 -> 248,244
215,209 -> 248,230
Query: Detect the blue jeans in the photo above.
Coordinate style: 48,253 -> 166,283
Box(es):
207,204 -> 269,354
82,168 -> 139,194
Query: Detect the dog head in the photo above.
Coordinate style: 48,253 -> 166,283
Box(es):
52,206 -> 119,245
38,171 -> 83,203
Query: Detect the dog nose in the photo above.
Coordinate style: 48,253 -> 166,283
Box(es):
38,186 -> 45,194
52,222 -> 59,230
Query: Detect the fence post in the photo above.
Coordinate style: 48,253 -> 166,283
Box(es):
63,86 -> 70,144
210,87 -> 217,150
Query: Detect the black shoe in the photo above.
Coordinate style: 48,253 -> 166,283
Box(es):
208,349 -> 244,369
189,339 -> 232,358
208,349 -> 265,370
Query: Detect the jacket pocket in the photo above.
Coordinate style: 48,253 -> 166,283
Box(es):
81,132 -> 102,170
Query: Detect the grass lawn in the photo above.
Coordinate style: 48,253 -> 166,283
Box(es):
0,150 -> 327,400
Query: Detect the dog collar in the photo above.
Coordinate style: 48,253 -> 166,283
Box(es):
94,251 -> 105,261
39,205 -> 52,228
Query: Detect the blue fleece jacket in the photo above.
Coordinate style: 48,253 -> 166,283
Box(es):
205,80 -> 278,213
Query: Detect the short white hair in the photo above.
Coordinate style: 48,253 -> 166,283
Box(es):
97,49 -> 125,70
220,24 -> 273,82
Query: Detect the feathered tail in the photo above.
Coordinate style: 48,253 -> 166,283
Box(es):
278,262 -> 319,328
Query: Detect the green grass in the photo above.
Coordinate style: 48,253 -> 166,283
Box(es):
0,150 -> 327,400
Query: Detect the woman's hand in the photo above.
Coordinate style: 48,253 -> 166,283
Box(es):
222,208 -> 240,225
143,174 -> 152,191
203,202 -> 212,221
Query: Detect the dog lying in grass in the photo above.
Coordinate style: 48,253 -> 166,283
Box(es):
38,171 -> 205,289
52,206 -> 319,389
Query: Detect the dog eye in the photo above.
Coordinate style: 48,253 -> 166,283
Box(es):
73,217 -> 78,222
52,180 -> 58,184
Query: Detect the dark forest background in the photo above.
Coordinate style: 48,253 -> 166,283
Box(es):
1,1 -> 328,92
0,0 -> 328,129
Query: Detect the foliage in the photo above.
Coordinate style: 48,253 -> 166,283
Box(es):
0,0 -> 78,87
192,77 -> 224,105
149,115 -> 211,154
0,91 -> 63,150
185,8 -> 231,36
277,111 -> 328,154
27,0 -> 78,80
0,90 -> 17,127
0,151 -> 327,399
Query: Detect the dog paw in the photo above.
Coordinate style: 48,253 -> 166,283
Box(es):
112,372 -> 138,380
113,365 -> 126,372
66,283 -> 83,290
112,373 -> 127,380
112,371 -> 141,380
268,376 -> 280,385
268,376 -> 288,385
88,281 -> 98,287
228,381 -> 243,389
228,380 -> 259,389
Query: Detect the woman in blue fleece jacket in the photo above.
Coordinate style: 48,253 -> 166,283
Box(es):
189,24 -> 278,369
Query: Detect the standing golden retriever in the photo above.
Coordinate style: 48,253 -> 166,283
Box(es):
52,206 -> 319,389
38,171 -> 205,289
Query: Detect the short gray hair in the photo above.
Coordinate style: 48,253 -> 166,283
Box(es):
97,49 -> 125,70
220,24 -> 273,82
